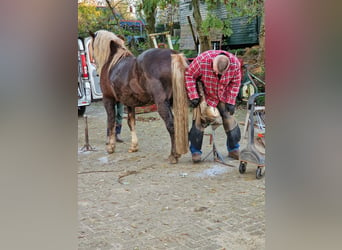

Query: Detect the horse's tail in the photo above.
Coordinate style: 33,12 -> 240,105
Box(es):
171,53 -> 189,155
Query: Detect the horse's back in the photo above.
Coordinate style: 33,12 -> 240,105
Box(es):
138,48 -> 176,59
137,48 -> 176,70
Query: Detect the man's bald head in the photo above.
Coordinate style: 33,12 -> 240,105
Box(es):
213,55 -> 230,75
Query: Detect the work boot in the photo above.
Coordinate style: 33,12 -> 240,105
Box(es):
228,150 -> 239,160
192,152 -> 201,163
116,133 -> 124,143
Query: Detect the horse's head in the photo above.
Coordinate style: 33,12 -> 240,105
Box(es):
88,30 -> 131,75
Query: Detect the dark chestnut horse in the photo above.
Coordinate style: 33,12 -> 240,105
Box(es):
88,30 -> 189,163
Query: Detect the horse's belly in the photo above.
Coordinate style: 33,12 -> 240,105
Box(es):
122,94 -> 153,107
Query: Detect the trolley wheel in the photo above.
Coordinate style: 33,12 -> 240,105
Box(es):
256,166 -> 264,179
239,161 -> 247,174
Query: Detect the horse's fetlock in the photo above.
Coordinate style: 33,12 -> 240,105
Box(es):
106,144 -> 115,154
168,155 -> 178,164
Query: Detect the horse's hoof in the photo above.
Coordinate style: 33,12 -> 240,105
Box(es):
128,147 -> 139,153
168,155 -> 178,164
106,145 -> 115,154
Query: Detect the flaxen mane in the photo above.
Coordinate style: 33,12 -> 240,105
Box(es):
92,30 -> 132,75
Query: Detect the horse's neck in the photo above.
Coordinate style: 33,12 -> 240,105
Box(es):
106,55 -> 136,81
118,55 -> 136,69
109,51 -> 134,70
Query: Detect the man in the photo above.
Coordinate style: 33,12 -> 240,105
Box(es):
114,103 -> 124,142
185,50 -> 242,163
114,34 -> 127,143
105,102 -> 124,143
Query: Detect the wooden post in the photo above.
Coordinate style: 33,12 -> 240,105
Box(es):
187,16 -> 198,52
149,35 -> 158,48
166,34 -> 173,49
80,115 -> 96,152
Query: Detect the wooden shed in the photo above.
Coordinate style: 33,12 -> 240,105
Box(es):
179,0 -> 260,50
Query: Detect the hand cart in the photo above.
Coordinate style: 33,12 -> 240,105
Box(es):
239,93 -> 265,179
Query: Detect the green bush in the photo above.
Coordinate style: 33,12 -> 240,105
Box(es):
229,48 -> 246,56
181,50 -> 198,59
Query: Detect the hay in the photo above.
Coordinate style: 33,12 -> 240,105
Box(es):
171,54 -> 189,155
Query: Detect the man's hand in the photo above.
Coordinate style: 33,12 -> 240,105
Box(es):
189,98 -> 200,108
226,103 -> 235,115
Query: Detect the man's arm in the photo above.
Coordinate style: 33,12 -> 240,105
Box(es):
185,57 -> 202,100
226,64 -> 242,105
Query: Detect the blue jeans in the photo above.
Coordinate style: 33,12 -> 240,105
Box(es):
189,102 -> 240,155
190,142 -> 240,155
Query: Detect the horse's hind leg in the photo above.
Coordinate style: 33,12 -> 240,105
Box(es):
126,106 -> 139,152
103,97 -> 116,154
157,100 -> 180,164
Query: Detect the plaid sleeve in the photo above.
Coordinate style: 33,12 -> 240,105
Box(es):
185,57 -> 202,100
226,60 -> 242,105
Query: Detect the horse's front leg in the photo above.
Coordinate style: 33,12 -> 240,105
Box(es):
157,100 -> 180,164
126,106 -> 139,152
103,97 -> 116,154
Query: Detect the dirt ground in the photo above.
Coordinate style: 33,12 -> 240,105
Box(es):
78,101 -> 265,249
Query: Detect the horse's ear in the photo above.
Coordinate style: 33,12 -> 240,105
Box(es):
89,31 -> 96,38
109,40 -> 120,56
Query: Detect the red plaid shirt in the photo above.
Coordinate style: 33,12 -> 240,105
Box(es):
185,50 -> 241,106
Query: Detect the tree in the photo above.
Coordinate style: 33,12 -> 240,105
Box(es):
135,0 -> 178,47
78,1 -> 139,38
105,0 -> 135,23
78,3 -> 108,38
190,0 -> 264,65
223,0 -> 265,65
135,0 -> 159,47
191,0 -> 211,52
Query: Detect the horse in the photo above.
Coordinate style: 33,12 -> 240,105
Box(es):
88,30 -> 189,164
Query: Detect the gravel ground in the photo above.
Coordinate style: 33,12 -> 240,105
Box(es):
78,101 -> 265,250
